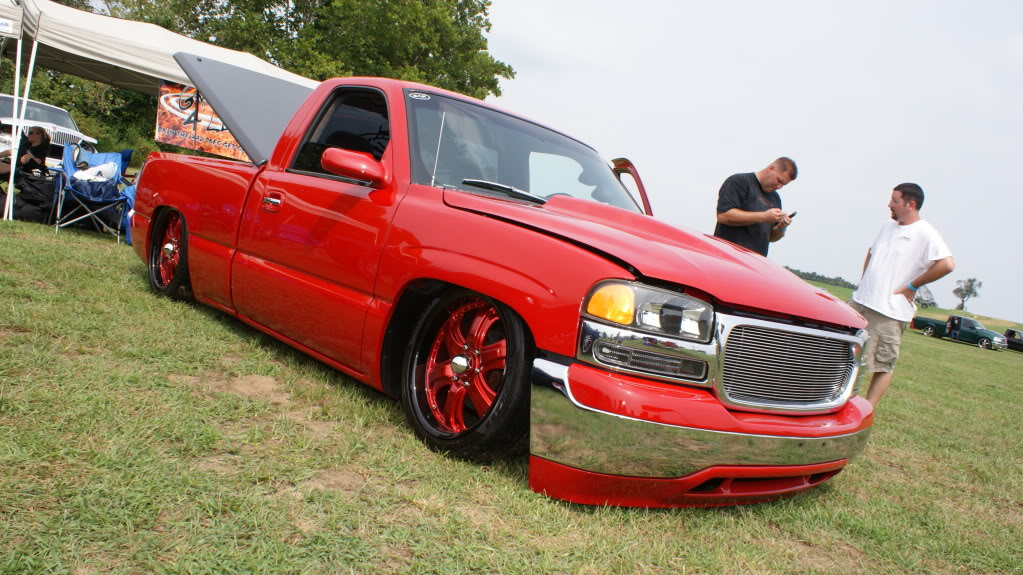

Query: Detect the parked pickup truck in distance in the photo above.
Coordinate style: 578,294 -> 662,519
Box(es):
130,54 -> 873,508
911,315 -> 1008,350
1003,328 -> 1023,352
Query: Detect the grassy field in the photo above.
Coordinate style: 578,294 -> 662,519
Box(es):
2,221 -> 1021,575
804,281 -> 1022,333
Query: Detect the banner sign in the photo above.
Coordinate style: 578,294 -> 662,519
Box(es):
155,81 -> 249,162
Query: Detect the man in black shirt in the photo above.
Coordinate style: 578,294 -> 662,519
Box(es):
713,157 -> 797,256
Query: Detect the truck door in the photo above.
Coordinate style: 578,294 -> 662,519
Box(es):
232,87 -> 398,374
958,318 -> 981,343
611,158 -> 653,216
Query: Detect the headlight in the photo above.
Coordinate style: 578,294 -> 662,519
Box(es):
584,281 -> 714,342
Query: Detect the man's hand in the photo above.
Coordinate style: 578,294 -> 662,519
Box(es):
765,208 -> 791,228
893,284 -> 916,303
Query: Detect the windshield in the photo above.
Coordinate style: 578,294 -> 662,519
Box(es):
405,90 -> 642,213
0,95 -> 80,131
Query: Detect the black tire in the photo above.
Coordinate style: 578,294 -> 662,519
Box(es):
977,338 -> 992,350
922,326 -> 935,337
148,210 -> 192,300
401,289 -> 531,461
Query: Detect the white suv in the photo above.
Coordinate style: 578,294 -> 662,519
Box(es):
0,94 -> 98,168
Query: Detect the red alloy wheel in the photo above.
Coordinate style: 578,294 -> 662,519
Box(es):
154,211 -> 183,289
421,297 -> 508,434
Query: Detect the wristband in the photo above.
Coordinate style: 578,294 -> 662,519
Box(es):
907,282 -> 918,292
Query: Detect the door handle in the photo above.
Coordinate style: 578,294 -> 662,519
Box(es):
262,192 -> 284,213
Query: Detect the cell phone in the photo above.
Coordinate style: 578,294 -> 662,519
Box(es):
788,211 -> 797,218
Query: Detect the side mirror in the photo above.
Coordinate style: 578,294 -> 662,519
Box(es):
321,147 -> 388,189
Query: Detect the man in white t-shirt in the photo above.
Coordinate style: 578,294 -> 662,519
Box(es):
849,183 -> 954,406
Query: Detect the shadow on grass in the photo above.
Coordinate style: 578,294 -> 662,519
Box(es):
157,288 -> 534,490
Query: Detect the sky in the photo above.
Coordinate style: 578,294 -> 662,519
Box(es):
484,0 -> 1023,324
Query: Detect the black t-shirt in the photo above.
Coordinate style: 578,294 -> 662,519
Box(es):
15,136 -> 49,174
713,172 -> 781,256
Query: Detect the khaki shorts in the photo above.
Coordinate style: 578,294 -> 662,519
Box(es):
848,300 -> 908,373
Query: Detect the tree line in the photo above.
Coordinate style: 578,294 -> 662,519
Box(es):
784,267 -> 858,290
0,0 -> 514,166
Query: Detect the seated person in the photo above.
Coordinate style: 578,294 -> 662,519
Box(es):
0,125 -> 52,223
0,125 -> 50,177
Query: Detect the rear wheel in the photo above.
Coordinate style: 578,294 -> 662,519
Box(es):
148,210 -> 191,300
922,326 -> 935,337
977,338 -> 992,350
401,289 -> 531,461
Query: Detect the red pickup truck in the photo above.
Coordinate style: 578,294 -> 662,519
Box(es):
130,55 -> 872,508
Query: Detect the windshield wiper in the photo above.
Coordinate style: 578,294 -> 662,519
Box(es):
462,179 -> 546,205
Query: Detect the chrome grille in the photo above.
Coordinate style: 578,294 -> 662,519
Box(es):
722,325 -> 854,408
47,131 -> 78,146
16,126 -> 86,147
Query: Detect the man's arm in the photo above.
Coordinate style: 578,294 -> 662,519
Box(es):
894,256 -> 956,301
716,207 -> 790,226
769,221 -> 790,243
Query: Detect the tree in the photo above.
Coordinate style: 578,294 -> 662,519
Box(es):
952,278 -> 982,311
102,0 -> 515,99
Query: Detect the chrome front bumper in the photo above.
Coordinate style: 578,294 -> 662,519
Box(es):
530,357 -> 873,478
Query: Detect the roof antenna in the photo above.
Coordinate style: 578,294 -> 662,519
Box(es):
430,111 -> 446,187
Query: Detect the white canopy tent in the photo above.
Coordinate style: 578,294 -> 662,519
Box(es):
1,0 -> 317,95
1,0 -> 318,220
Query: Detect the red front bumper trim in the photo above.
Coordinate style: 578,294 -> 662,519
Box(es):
529,455 -> 848,508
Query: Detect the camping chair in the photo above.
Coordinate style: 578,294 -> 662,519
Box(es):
53,144 -> 131,243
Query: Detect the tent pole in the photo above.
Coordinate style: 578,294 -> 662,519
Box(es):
3,22 -> 24,221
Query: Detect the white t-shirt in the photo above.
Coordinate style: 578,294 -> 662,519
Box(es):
851,219 -> 952,321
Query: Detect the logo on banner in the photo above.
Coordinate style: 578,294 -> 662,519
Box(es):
155,81 -> 249,162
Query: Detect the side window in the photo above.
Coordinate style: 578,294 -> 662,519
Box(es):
292,88 -> 390,175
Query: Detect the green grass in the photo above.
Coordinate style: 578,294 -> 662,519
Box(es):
2,221 -> 1022,575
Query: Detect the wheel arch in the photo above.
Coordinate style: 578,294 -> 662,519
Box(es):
146,205 -> 174,251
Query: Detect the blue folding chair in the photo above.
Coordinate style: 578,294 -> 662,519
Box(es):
53,144 -> 132,243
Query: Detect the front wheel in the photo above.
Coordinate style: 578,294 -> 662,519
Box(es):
922,326 -> 935,337
401,289 -> 531,461
148,210 -> 192,300
977,338 -> 992,350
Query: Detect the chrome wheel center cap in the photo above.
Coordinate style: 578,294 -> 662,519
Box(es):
450,355 -> 470,375
162,243 -> 175,257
